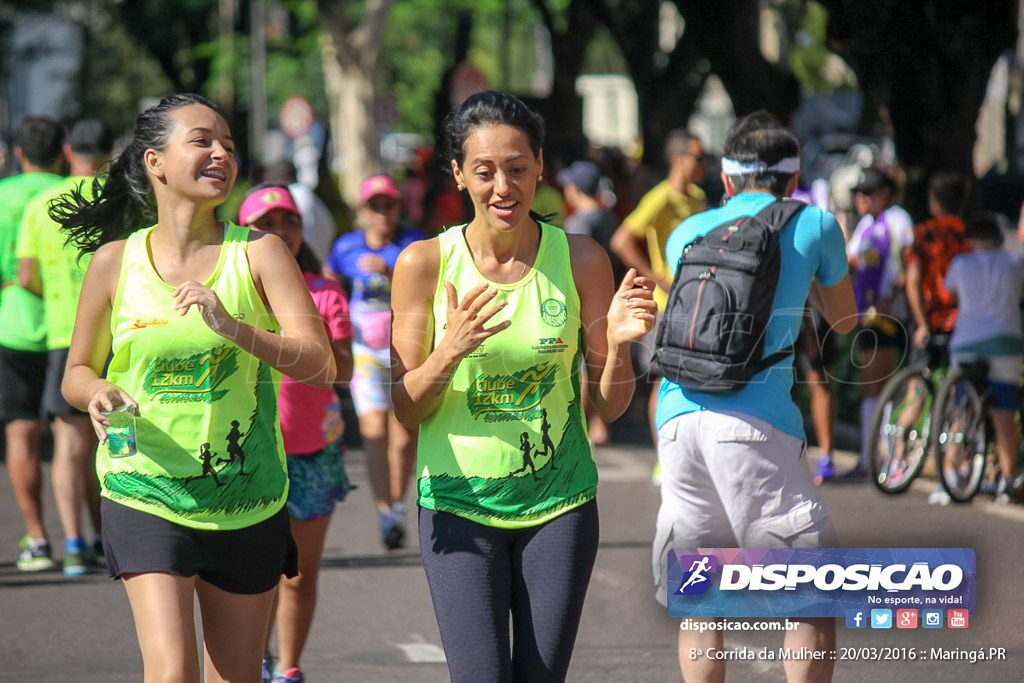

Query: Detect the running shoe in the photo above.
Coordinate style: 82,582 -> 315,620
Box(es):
16,536 -> 55,572
391,501 -> 407,527
273,667 -> 305,683
980,476 -> 1001,496
993,477 -> 1024,505
262,654 -> 277,683
380,510 -> 406,551
994,490 -> 1023,505
837,464 -> 868,483
813,453 -> 836,485
63,549 -> 90,577
927,486 -> 951,506
90,539 -> 106,568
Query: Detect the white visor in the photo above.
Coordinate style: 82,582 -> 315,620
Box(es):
720,156 -> 800,176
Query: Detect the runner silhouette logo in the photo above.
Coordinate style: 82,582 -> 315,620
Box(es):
676,555 -> 718,595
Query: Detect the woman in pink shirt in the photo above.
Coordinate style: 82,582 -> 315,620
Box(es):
240,185 -> 354,683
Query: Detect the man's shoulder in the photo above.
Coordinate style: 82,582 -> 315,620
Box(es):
916,214 -> 964,234
0,172 -> 62,205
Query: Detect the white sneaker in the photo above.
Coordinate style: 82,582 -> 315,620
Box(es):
928,487 -> 951,506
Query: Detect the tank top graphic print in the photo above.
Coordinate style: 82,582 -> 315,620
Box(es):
102,223 -> 287,530
417,223 -> 597,528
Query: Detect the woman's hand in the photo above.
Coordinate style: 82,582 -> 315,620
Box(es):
606,268 -> 657,347
357,253 -> 389,276
436,281 -> 511,363
86,381 -> 138,443
913,325 -> 930,349
172,281 -> 238,336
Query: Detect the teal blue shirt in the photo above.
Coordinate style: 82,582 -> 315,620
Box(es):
655,193 -> 849,438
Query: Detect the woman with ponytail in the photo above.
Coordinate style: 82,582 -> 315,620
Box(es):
53,93 -> 335,683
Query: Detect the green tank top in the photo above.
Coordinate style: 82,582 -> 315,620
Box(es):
17,176 -> 96,349
417,223 -> 597,528
102,222 -> 287,530
0,172 -> 62,352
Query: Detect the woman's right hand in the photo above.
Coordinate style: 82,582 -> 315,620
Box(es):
87,381 -> 138,443
436,281 -> 510,363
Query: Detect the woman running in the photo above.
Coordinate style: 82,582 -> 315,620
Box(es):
53,94 -> 335,683
325,175 -> 426,549
390,90 -> 656,682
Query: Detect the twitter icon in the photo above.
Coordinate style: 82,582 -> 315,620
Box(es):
870,609 -> 892,629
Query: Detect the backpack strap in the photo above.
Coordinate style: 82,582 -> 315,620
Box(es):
747,345 -> 796,375
744,198 -> 807,373
754,198 -> 806,233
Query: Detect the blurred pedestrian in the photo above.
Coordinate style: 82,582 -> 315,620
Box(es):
263,159 -> 338,264
325,175 -> 426,550
240,185 -> 354,683
944,213 -> 1024,505
818,166 -> 913,482
0,115 -> 65,572
17,119 -> 114,573
611,130 -> 707,444
560,159 -> 624,446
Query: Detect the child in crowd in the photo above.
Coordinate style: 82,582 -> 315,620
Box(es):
944,213 -> 1024,505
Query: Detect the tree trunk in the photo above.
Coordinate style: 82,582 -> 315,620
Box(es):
317,0 -> 394,208
532,0 -> 598,159
321,34 -> 380,208
673,0 -> 801,121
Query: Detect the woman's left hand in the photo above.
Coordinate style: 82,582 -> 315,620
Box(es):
357,253 -> 390,276
172,281 -> 238,336
606,268 -> 657,346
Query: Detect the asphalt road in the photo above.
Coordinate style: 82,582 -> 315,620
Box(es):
1,442 -> 1021,682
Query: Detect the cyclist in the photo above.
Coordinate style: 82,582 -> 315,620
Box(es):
944,213 -> 1024,504
821,167 -> 913,482
904,172 -> 970,504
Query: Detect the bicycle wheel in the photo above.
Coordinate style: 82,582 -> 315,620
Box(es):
931,369 -> 988,502
868,367 -> 934,494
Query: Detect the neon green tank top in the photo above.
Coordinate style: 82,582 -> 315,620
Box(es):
102,223 -> 287,530
0,172 -> 62,352
417,223 -> 597,528
17,176 -> 96,349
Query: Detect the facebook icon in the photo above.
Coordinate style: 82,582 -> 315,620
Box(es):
845,609 -> 866,629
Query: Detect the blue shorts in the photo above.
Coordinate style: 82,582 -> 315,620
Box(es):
285,442 -> 353,521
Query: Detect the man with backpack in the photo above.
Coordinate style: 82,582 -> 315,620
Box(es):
650,112 -> 856,683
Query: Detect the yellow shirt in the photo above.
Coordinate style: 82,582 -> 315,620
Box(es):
623,179 -> 706,308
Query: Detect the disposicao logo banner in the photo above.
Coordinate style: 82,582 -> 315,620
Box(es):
666,548 -> 976,618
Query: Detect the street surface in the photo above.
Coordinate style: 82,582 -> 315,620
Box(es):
1,442 -> 1021,682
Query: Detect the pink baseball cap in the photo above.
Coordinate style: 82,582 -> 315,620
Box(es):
359,175 -> 401,203
238,186 -> 300,226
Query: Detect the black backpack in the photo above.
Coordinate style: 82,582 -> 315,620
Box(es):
652,199 -> 806,392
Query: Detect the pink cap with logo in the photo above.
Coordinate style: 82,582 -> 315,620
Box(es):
238,186 -> 300,226
359,175 -> 401,203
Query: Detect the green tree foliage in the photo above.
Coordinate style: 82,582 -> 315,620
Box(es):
77,7 -> 174,134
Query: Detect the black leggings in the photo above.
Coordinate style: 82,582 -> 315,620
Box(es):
418,500 -> 600,683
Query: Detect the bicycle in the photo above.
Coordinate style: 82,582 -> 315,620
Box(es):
867,364 -> 946,494
929,360 -> 998,503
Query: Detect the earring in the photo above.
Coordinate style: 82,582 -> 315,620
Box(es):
457,183 -> 465,191
538,175 -> 543,182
